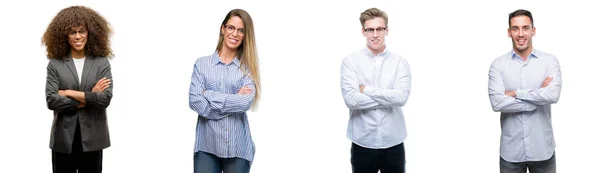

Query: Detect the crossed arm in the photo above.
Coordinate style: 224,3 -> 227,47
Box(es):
189,63 -> 255,120
488,57 -> 562,113
340,59 -> 411,110
46,61 -> 113,112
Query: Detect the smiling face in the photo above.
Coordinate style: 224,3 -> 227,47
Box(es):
508,15 -> 535,54
362,17 -> 387,54
221,16 -> 245,51
68,26 -> 88,57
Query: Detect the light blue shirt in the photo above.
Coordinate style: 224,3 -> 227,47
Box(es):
341,47 -> 411,149
189,52 -> 256,162
488,49 -> 562,162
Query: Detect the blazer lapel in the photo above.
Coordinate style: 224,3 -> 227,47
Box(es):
80,57 -> 96,91
64,57 -> 80,87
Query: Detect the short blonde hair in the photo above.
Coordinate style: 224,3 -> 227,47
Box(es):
359,8 -> 388,28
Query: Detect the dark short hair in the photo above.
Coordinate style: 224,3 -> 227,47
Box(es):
509,9 -> 533,27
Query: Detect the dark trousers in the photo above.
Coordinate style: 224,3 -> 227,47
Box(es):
52,122 -> 103,173
351,142 -> 405,173
500,153 -> 556,173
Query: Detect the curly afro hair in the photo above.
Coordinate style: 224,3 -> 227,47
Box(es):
42,6 -> 113,59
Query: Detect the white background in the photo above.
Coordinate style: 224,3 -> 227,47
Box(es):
1,0 -> 599,172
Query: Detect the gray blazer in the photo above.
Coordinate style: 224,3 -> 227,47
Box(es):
45,56 -> 113,153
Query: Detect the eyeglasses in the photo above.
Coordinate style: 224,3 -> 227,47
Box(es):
364,27 -> 387,35
224,24 -> 245,36
68,30 -> 88,38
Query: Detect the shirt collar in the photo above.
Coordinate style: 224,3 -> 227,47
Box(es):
211,51 -> 241,67
364,46 -> 388,58
511,48 -> 539,60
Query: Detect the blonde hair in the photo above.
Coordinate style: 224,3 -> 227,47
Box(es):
216,9 -> 261,110
359,8 -> 388,28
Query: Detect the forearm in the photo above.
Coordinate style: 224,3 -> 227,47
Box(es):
46,93 -> 79,111
342,90 -> 384,109
362,86 -> 410,107
489,93 -> 537,112
84,91 -> 112,108
64,90 -> 86,104
202,89 -> 254,112
516,86 -> 561,106
189,93 -> 228,120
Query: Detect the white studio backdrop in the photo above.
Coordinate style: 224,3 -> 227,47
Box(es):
0,0 -> 598,172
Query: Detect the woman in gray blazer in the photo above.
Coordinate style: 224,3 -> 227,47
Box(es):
42,6 -> 113,173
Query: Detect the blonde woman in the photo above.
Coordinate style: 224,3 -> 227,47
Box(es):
189,9 -> 261,173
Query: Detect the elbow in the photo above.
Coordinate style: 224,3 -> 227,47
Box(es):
46,95 -> 61,110
344,99 -> 360,109
86,92 -> 112,108
549,95 -> 560,104
233,97 -> 254,112
393,96 -> 409,107
491,103 -> 503,112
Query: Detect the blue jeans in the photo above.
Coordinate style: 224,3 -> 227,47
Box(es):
193,151 -> 250,173
500,153 -> 556,173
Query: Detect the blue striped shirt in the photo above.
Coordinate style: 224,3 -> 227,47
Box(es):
189,51 -> 256,162
488,49 -> 562,162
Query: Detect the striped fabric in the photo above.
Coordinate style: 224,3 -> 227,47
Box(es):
189,51 -> 256,162
488,49 -> 562,162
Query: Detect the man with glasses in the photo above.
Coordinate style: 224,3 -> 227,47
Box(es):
340,7 -> 411,173
488,9 -> 561,173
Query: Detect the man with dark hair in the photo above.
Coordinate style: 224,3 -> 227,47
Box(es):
341,8 -> 411,173
488,9 -> 561,173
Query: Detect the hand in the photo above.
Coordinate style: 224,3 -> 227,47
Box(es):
237,86 -> 252,95
359,85 -> 365,93
92,77 -> 111,92
77,102 -> 85,108
505,91 -> 516,98
542,77 -> 553,88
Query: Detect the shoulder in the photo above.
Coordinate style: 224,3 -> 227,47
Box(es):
534,50 -> 559,62
386,51 -> 409,64
342,49 -> 363,62
194,54 -> 214,65
491,51 -> 512,66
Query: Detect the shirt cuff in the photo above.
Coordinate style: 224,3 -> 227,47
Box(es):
363,86 -> 375,95
515,89 -> 529,100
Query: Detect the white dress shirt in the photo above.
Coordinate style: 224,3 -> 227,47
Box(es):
341,47 -> 411,149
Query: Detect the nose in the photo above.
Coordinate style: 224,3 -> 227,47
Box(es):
74,33 -> 82,39
517,29 -> 525,37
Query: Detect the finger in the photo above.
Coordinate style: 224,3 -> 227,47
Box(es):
100,84 -> 110,91
100,79 -> 111,85
95,79 -> 106,86
101,84 -> 110,90
97,78 -> 110,85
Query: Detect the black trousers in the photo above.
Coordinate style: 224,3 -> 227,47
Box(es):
52,122 -> 103,173
351,142 -> 405,173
